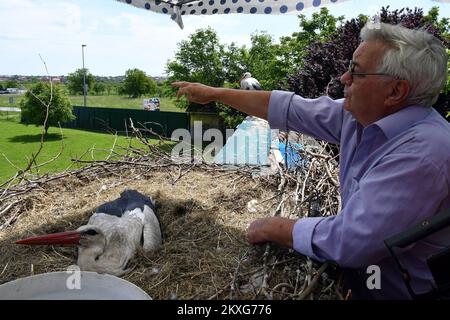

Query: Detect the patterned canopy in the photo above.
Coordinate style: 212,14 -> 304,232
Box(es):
116,0 -> 350,29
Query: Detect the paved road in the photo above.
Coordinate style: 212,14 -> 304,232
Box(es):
0,107 -> 20,112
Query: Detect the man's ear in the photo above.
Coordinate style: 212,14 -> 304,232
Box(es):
385,80 -> 410,109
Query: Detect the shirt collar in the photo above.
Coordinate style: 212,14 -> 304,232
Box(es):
373,105 -> 432,140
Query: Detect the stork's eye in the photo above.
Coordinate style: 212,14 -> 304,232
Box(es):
84,229 -> 99,236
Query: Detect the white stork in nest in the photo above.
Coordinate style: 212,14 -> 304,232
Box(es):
239,72 -> 262,91
16,190 -> 163,276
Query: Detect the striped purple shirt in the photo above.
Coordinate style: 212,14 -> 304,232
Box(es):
268,90 -> 450,299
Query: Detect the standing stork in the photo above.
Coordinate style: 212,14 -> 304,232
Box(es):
16,190 -> 163,276
239,72 -> 262,91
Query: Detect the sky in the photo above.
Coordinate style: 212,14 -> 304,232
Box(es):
0,0 -> 448,77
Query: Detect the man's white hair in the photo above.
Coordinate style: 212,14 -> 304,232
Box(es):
360,22 -> 448,107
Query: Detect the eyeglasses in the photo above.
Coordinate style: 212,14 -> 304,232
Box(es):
348,60 -> 391,80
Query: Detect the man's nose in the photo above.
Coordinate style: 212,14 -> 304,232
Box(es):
340,70 -> 352,85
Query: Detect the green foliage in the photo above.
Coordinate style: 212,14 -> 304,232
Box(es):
277,8 -> 345,76
156,80 -> 177,98
120,68 -> 157,98
422,7 -> 449,119
216,82 -> 246,128
222,42 -> 248,83
105,82 -> 120,95
67,68 -> 95,95
167,28 -> 225,87
446,51 -> 450,94
20,82 -> 75,135
3,79 -> 19,88
167,10 -> 343,90
297,8 -> 345,44
0,94 -> 22,107
93,82 -> 106,95
216,103 -> 246,128
423,6 -> 450,41
167,28 -> 227,112
445,51 -> 450,119
247,32 -> 280,90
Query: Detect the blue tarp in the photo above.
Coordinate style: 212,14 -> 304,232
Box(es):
214,116 -> 308,169
278,142 -> 306,169
214,116 -> 273,166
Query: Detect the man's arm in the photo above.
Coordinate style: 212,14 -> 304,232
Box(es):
246,217 -> 296,248
172,82 -> 271,120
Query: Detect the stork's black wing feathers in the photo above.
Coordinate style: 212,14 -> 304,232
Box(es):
252,83 -> 262,90
122,189 -> 156,212
96,189 -> 156,217
96,203 -> 124,217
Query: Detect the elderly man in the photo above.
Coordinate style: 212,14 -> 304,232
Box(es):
172,23 -> 450,299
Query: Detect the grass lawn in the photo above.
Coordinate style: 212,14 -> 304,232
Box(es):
0,115 -> 175,183
0,94 -> 182,113
0,94 -> 21,107
69,95 -> 181,112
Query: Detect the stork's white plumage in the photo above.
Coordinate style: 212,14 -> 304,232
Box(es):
16,190 -> 163,276
239,72 -> 262,91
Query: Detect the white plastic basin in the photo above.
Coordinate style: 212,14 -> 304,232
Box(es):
0,271 -> 151,300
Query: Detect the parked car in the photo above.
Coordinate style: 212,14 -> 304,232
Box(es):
143,97 -> 160,111
150,97 -> 160,110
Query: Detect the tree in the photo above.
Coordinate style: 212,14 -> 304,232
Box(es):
156,80 -> 177,98
20,82 -> 75,135
166,28 -> 225,87
67,68 -> 95,95
222,42 -> 249,84
93,82 -> 106,95
120,69 -> 157,98
435,49 -> 450,119
219,8 -> 344,92
246,32 -> 294,90
423,7 -> 449,119
106,82 -> 120,95
3,79 -> 19,89
166,28 -> 227,113
276,8 -> 345,79
295,7 -> 345,46
423,6 -> 450,39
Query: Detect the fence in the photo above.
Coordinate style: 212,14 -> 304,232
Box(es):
64,106 -> 190,137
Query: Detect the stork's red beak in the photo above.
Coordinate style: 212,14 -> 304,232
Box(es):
16,231 -> 81,246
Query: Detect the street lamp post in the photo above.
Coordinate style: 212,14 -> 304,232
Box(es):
82,44 -> 87,107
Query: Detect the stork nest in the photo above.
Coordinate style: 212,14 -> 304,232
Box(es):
0,128 -> 343,300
